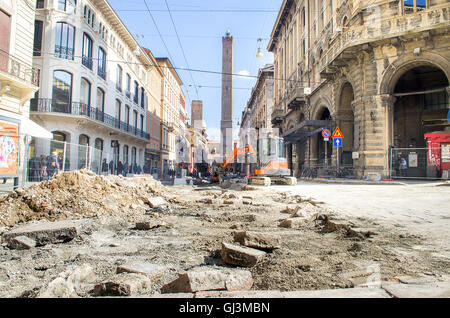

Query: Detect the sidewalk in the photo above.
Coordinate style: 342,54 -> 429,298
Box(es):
299,177 -> 449,186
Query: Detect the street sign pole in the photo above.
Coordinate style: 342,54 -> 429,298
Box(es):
325,140 -> 328,168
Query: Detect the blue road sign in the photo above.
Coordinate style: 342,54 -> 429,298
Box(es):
333,138 -> 343,148
322,129 -> 331,139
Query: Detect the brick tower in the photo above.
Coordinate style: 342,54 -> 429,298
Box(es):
221,29 -> 234,159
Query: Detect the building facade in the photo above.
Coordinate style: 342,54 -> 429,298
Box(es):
0,0 -> 42,183
30,0 -> 154,174
269,0 -> 450,178
239,64 -> 274,176
156,57 -> 184,178
143,48 -> 163,177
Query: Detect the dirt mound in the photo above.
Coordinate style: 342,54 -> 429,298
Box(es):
0,170 -> 165,228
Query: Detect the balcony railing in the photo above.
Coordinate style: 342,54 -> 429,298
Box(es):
30,98 -> 150,140
82,56 -> 93,70
54,46 -> 74,60
271,108 -> 285,125
98,67 -> 106,80
319,4 -> 450,73
0,49 -> 39,87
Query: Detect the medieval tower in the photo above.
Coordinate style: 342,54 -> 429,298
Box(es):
221,29 -> 234,158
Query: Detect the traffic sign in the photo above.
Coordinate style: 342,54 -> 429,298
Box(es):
333,138 -> 343,148
333,127 -> 344,139
322,129 -> 331,139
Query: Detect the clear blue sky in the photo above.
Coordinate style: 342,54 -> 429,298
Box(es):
109,0 -> 282,141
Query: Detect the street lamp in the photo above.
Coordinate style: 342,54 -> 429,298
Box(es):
256,38 -> 263,58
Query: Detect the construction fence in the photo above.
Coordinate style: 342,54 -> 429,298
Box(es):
390,147 -> 450,180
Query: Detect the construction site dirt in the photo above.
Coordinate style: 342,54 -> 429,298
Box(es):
0,171 -> 449,298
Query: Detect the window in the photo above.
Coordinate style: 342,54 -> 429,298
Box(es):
342,16 -> 349,32
55,22 -> 75,60
58,0 -> 76,14
123,145 -> 129,165
126,74 -> 131,98
140,88 -> 146,108
125,105 -> 130,127
96,88 -> 105,121
134,81 -> 139,104
33,20 -> 43,56
52,70 -> 72,113
424,91 -> 448,111
403,0 -> 426,14
98,47 -> 106,79
140,114 -> 144,132
78,134 -> 90,169
116,65 -> 122,91
36,0 -> 45,9
131,147 -> 137,165
115,100 -> 121,128
82,33 -> 93,70
80,78 -> 91,107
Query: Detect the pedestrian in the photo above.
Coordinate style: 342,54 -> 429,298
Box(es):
117,161 -> 123,176
400,157 -> 408,178
2,178 -> 6,184
136,165 -> 142,175
133,162 -> 138,174
47,152 -> 60,178
102,159 -> 109,175
109,160 -> 114,175
40,155 -> 48,181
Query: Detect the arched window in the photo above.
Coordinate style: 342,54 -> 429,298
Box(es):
123,145 -> 129,165
98,47 -> 106,79
82,33 -> 93,69
55,22 -> 75,60
78,134 -> 90,169
131,147 -> 137,165
116,65 -> 123,91
52,70 -> 72,113
342,16 -> 349,32
95,138 -> 103,151
80,78 -> 91,107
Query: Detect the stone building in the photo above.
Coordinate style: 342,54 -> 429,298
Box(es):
0,0 -> 46,184
268,0 -> 450,178
143,48 -> 163,177
156,57 -> 185,178
30,0 -> 154,174
239,64 -> 275,176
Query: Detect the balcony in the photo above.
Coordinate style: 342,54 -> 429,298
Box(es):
30,98 -> 150,141
286,86 -> 306,110
97,67 -> 106,80
271,108 -> 285,126
319,3 -> 450,75
0,49 -> 39,95
54,46 -> 74,60
82,57 -> 93,70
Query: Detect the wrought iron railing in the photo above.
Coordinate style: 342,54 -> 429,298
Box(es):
54,45 -> 74,60
30,98 -> 150,140
82,56 -> 93,70
98,67 -> 106,80
0,49 -> 40,86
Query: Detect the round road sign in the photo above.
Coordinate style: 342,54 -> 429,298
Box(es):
322,129 -> 331,139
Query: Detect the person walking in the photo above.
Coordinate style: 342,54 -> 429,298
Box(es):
101,159 -> 109,176
40,155 -> 48,181
117,161 -> 123,176
400,157 -> 408,178
109,160 -> 114,175
47,152 -> 60,178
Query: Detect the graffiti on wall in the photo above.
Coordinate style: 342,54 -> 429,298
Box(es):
0,119 -> 20,176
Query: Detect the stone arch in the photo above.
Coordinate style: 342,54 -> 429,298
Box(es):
379,51 -> 450,96
336,82 -> 356,166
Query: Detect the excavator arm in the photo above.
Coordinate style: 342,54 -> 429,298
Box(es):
221,145 -> 256,168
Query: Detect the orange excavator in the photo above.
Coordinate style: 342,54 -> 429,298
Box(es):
213,136 -> 297,186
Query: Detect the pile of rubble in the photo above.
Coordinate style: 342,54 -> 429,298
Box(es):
0,170 -> 165,228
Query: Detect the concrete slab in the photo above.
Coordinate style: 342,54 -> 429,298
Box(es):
2,220 -> 81,246
195,290 -> 284,298
221,243 -> 266,267
116,262 -> 167,279
282,287 -> 391,298
382,282 -> 450,298
233,231 -> 281,251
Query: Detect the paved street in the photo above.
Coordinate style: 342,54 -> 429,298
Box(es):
273,182 -> 450,255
